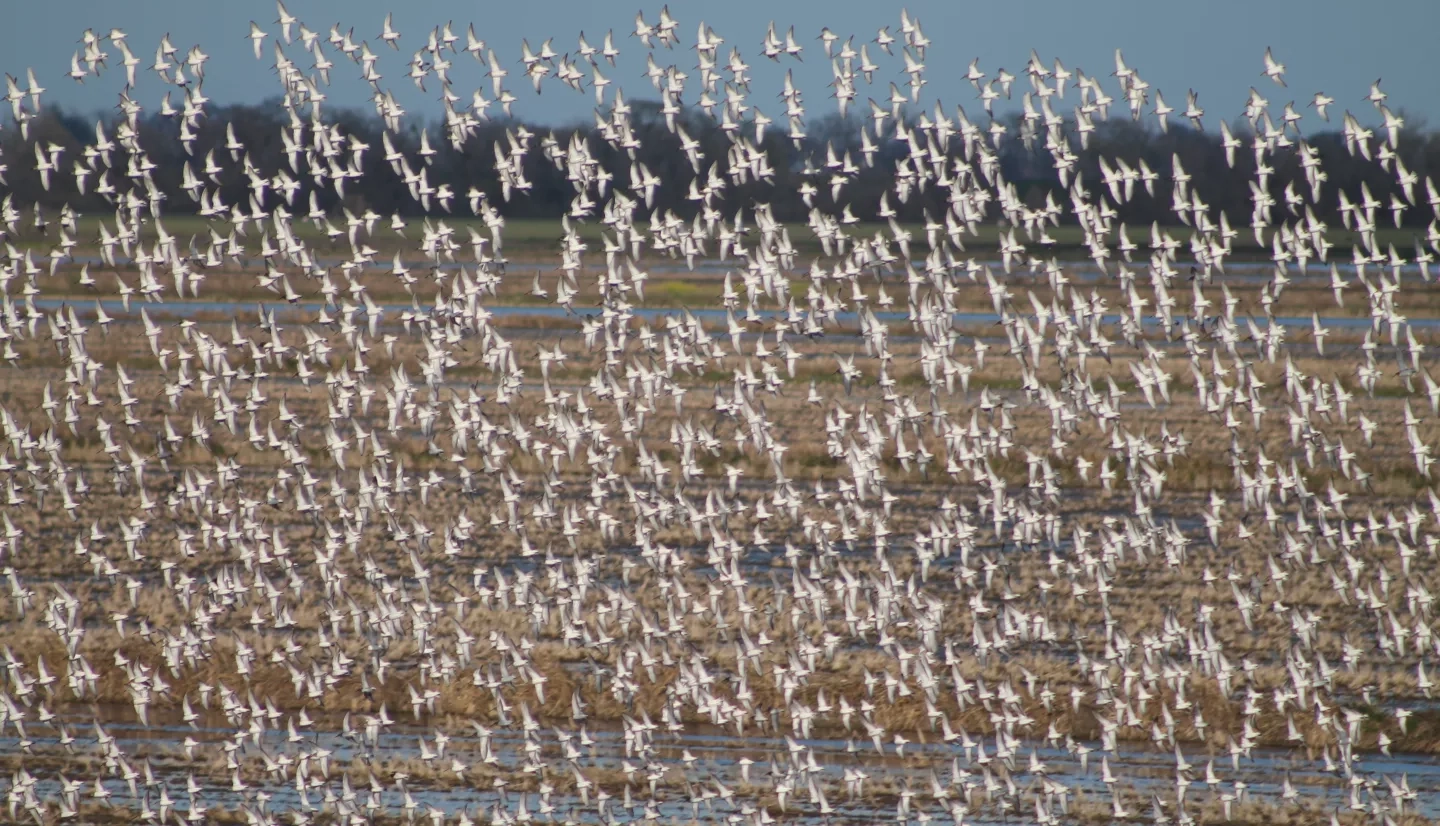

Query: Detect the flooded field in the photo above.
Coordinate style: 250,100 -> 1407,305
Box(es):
3,273 -> 1440,826
7,702 -> 1440,824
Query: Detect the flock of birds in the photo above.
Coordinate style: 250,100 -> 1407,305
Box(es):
0,5 -> 1438,826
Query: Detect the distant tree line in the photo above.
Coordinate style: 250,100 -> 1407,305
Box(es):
2,97 -> 1436,232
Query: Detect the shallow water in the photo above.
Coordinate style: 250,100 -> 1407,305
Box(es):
6,700 -> 1438,822
34,296 -> 1440,333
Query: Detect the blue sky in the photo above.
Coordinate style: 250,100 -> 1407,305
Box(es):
3,0 -> 1436,133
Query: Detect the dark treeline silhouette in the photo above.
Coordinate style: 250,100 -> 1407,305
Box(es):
3,97 -> 1437,232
